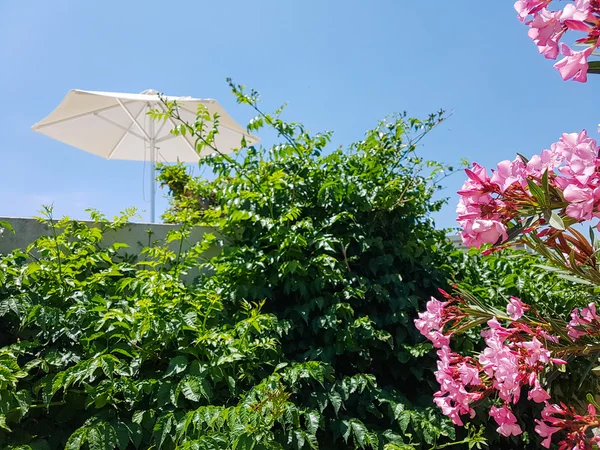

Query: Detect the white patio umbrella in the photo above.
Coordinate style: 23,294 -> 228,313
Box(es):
31,89 -> 259,222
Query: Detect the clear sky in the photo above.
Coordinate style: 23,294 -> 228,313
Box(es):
1,1 -> 598,229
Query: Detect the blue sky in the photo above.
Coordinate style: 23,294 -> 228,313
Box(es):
1,1 -> 598,228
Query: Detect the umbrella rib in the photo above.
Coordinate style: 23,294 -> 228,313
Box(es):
93,113 -> 147,142
106,131 -> 129,160
106,113 -> 144,160
156,133 -> 179,143
117,99 -> 151,141
32,100 -> 136,129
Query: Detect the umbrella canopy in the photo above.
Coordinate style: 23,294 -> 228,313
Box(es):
32,89 -> 259,221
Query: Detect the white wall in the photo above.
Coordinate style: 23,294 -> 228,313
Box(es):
0,217 -> 221,259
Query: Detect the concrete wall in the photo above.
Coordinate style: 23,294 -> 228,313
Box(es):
0,217 -> 221,260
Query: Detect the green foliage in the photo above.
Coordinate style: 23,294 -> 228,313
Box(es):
0,208 -> 321,449
453,248 -> 595,316
1,83 -> 490,449
156,82 -> 466,448
0,221 -> 14,236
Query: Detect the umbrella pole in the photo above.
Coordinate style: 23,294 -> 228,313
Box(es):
149,111 -> 156,223
150,141 -> 156,223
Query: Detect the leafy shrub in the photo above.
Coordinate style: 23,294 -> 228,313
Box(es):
0,210 -> 323,449
0,83 -> 495,449
155,82 -> 476,449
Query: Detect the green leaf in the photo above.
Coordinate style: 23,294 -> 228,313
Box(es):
526,179 -> 546,206
329,391 -> 342,415
305,410 -> 320,435
165,355 -> 188,377
113,422 -> 130,450
65,427 -> 88,450
154,414 -> 173,450
87,423 -> 117,450
99,355 -> 115,380
14,390 -> 31,418
588,60 -> 600,74
341,419 -> 368,448
541,168 -> 550,200
398,411 -> 411,433
157,381 -> 176,407
25,263 -> 41,276
557,273 -> 595,286
233,433 -> 255,450
549,212 -> 565,231
179,376 -> 213,402
0,415 -> 11,432
0,221 -> 14,234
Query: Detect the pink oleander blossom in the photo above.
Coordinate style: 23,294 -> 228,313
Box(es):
527,378 -> 551,403
416,294 -> 588,447
535,402 -> 600,449
479,320 -> 522,403
567,302 -> 600,340
535,419 -> 560,448
433,346 -> 482,426
491,157 -> 528,192
490,405 -> 523,437
515,0 -> 551,21
507,296 -> 526,320
561,0 -> 593,27
459,219 -> 508,248
414,297 -> 450,348
564,184 -> 595,220
517,0 -> 600,83
555,130 -> 599,185
554,43 -> 595,82
525,148 -> 562,177
528,8 -> 565,58
521,336 -> 551,365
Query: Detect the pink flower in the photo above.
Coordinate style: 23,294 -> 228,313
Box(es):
535,419 -> 560,448
564,184 -> 595,221
457,362 -> 481,386
541,402 -> 564,422
507,296 -> 526,320
561,0 -> 592,29
528,8 -> 565,59
459,219 -> 508,248
414,297 -> 450,348
456,164 -> 496,222
528,379 -> 551,403
464,163 -> 491,186
514,0 -> 551,21
581,302 -> 599,321
554,130 -> 597,159
534,403 -> 600,448
554,43 -> 595,82
479,322 -> 522,403
491,157 -> 527,192
526,149 -> 562,177
490,405 -> 523,437
433,346 -> 481,426
567,302 -> 600,340
554,130 -> 598,185
521,336 -> 551,365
